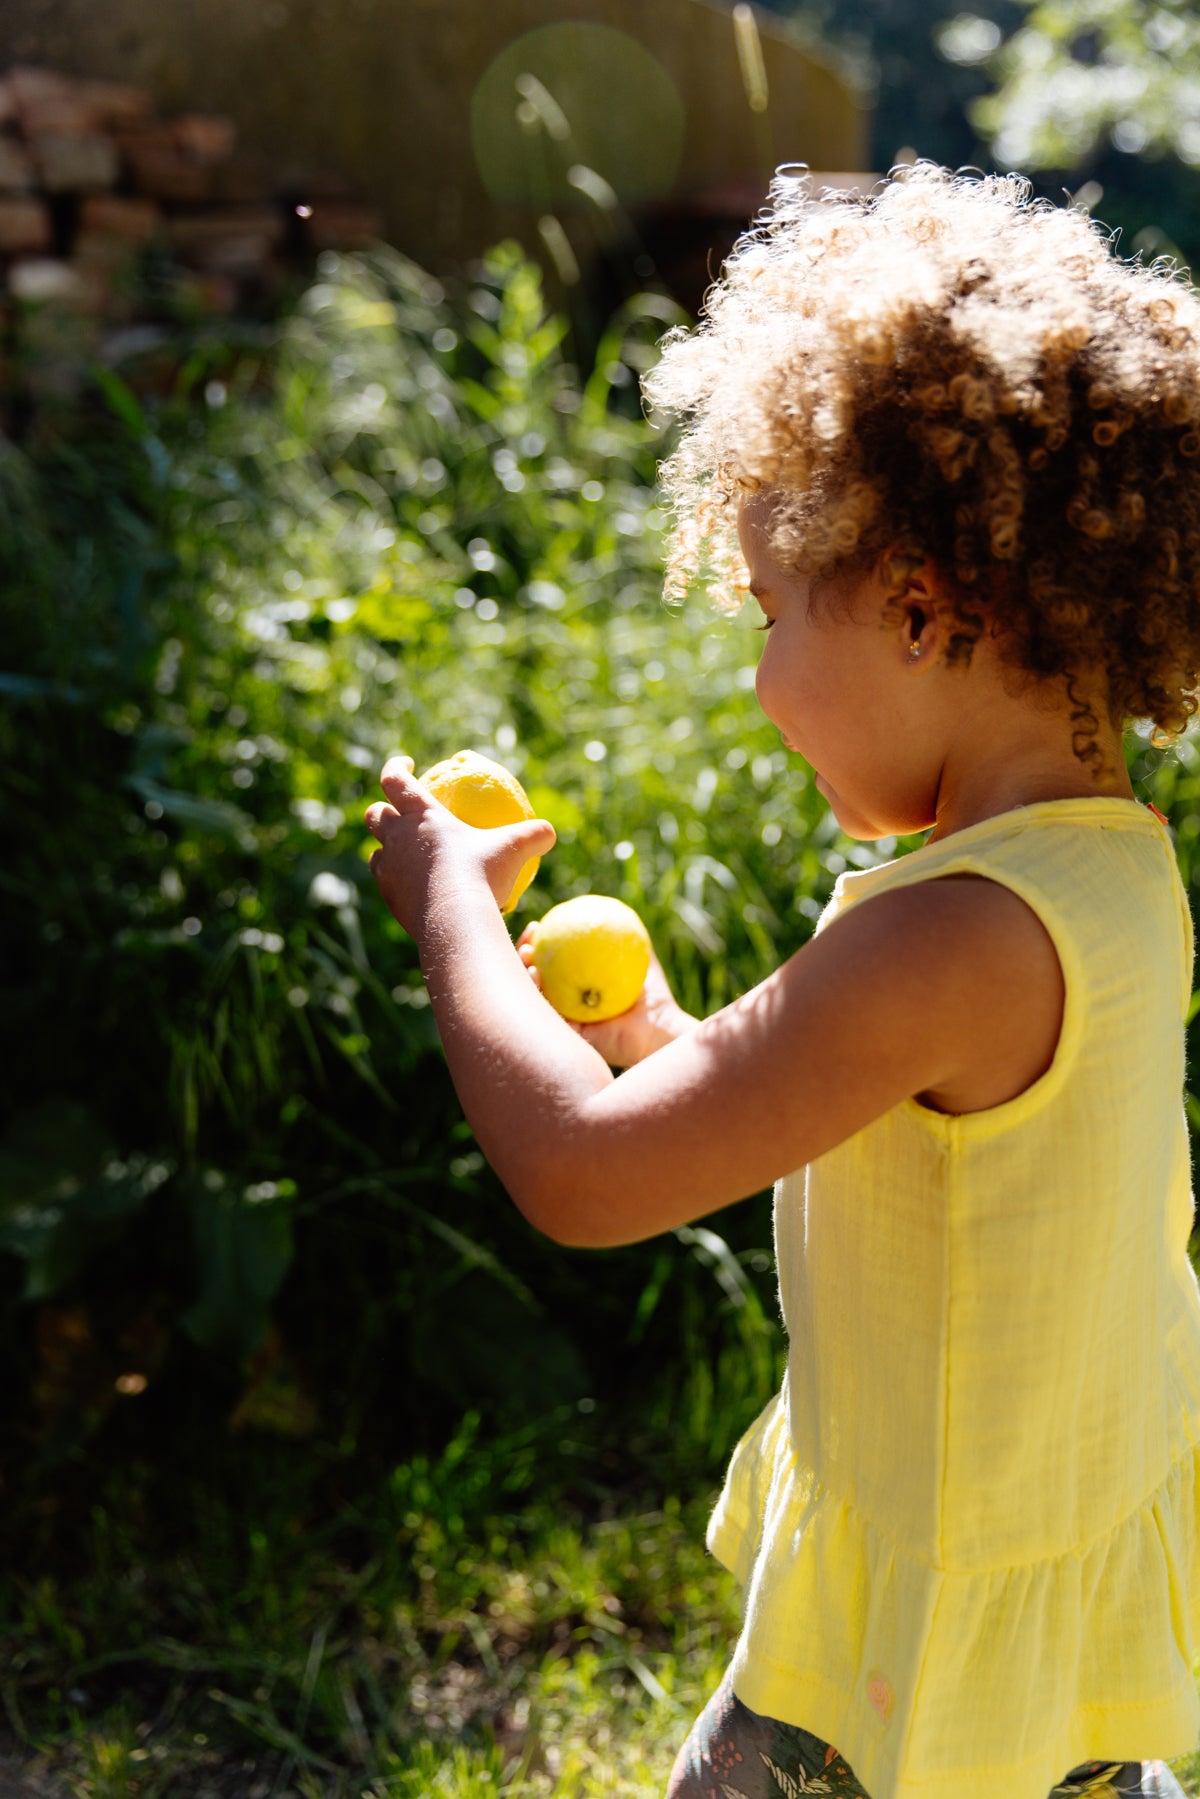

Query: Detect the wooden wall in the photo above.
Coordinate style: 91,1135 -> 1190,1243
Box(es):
0,0 -> 868,287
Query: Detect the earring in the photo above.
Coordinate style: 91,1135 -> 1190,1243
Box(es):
908,640 -> 922,660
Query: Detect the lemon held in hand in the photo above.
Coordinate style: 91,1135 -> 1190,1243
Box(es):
528,896 -> 651,1023
419,749 -> 540,914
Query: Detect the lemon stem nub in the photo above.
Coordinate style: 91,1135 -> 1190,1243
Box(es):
581,989 -> 601,1009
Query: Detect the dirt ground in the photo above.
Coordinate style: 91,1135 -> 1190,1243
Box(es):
0,1754 -> 70,1797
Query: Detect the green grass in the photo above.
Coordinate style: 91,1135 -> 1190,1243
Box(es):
2,1409 -> 743,1797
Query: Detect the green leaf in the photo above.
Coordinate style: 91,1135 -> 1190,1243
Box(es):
456,377 -> 503,422
125,774 -> 255,842
181,1173 -> 295,1361
675,1224 -> 753,1310
398,1192 -> 538,1309
0,1104 -> 172,1299
91,364 -> 149,438
353,587 -> 436,642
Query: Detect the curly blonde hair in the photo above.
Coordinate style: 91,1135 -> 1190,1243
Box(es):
644,162 -> 1200,759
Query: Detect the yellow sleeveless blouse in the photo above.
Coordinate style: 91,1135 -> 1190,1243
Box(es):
707,798 -> 1200,1799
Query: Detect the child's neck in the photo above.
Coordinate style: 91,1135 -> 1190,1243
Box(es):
925,743 -> 1137,844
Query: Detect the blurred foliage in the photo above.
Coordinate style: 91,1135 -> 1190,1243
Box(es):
957,0 -> 1200,273
972,0 -> 1200,172
1,243 -> 850,1504
765,0 -> 1024,170
767,0 -> 1200,269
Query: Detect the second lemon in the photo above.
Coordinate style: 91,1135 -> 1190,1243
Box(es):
528,895 -> 651,1023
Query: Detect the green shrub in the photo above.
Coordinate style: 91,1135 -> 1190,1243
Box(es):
1,244 -> 824,1491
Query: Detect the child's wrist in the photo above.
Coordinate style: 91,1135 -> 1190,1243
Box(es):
417,868 -> 508,960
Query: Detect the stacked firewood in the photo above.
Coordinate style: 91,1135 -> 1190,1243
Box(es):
0,63 -> 383,416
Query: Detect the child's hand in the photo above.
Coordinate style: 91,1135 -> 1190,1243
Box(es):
365,756 -> 556,941
515,930 -> 699,1068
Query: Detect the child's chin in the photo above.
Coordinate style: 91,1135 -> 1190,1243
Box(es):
823,796 -> 889,842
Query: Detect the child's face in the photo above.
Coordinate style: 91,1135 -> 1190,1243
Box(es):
737,496 -> 942,841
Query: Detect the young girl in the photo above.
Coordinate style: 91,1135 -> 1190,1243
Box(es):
365,165 -> 1200,1799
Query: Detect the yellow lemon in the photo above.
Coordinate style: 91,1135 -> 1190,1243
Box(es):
419,749 -> 540,914
528,896 -> 651,1023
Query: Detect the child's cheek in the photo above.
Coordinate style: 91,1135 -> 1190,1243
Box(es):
755,645 -> 787,735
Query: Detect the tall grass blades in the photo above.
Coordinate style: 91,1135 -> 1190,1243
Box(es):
0,241 -> 846,1487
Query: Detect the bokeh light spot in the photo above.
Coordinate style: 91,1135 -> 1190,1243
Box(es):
471,24 -> 684,210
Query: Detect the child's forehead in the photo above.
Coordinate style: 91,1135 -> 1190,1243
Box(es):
735,498 -> 815,600
736,492 -> 807,586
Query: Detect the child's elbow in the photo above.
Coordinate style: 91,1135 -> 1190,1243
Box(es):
510,1150 -> 616,1249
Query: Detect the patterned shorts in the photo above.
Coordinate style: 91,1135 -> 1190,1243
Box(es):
665,1668 -> 1158,1798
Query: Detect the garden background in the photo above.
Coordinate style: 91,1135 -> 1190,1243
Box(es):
5,2 -> 1200,1794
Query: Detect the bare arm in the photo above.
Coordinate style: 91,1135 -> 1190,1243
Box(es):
367,761 -> 1062,1249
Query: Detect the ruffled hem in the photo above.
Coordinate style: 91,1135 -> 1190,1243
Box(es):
708,1403 -> 1200,1799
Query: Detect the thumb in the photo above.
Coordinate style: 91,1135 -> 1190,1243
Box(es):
478,816 -> 556,885
503,818 -> 557,858
480,817 -> 556,914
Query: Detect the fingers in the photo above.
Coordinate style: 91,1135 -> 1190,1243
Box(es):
380,755 -> 420,807
364,801 -> 399,838
569,1016 -> 631,1065
515,937 -> 544,990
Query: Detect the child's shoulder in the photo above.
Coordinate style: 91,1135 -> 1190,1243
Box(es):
807,792 -> 1187,1138
826,871 -> 1065,1117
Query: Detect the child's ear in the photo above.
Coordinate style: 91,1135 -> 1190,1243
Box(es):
899,598 -> 941,669
874,545 -> 959,665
